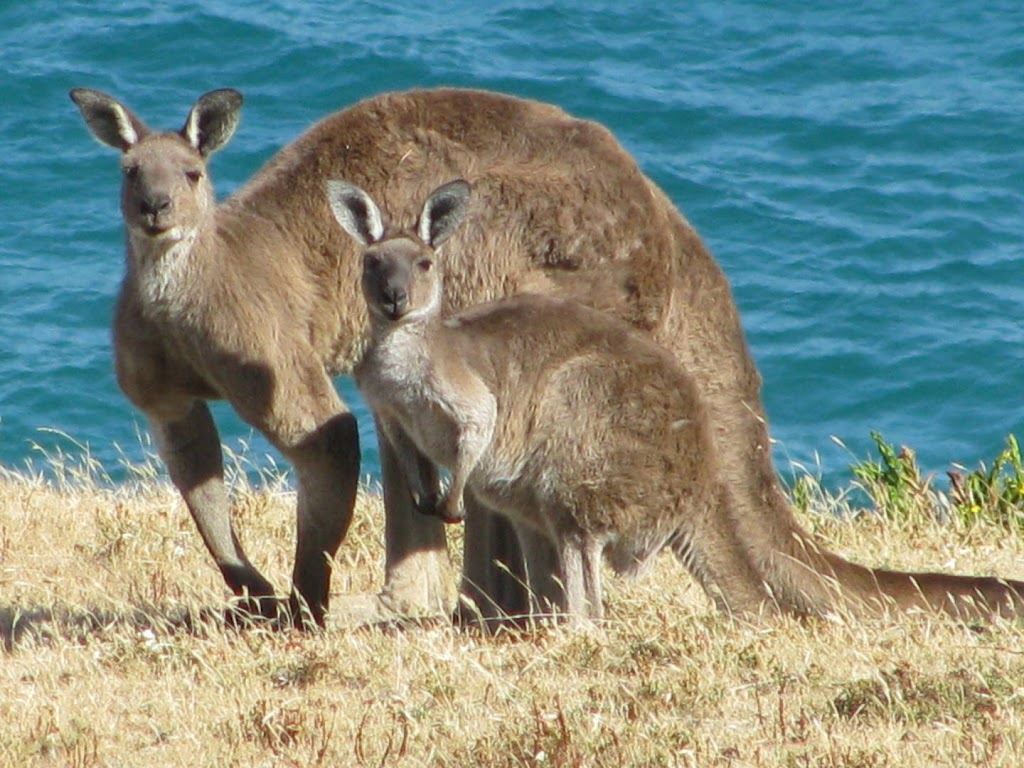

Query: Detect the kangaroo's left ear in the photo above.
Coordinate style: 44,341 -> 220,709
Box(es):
326,180 -> 385,245
181,89 -> 243,157
418,179 -> 471,248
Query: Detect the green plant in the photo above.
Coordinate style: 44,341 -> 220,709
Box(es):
849,432 -> 934,522
948,434 -> 1024,531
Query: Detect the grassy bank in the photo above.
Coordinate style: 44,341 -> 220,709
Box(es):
2,439 -> 1023,767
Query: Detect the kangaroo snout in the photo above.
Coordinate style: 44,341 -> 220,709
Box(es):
138,194 -> 174,234
379,282 -> 409,319
139,194 -> 172,217
363,249 -> 415,319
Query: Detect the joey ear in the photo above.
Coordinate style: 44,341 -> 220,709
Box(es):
326,180 -> 385,246
418,179 -> 471,248
182,88 -> 243,157
69,88 -> 150,152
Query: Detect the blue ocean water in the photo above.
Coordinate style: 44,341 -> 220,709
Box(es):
2,2 -> 1023,490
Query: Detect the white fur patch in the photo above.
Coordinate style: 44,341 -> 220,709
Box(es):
130,227 -> 198,309
183,108 -> 201,150
113,105 -> 139,147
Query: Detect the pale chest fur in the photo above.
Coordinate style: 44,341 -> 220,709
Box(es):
128,228 -> 199,316
357,321 -> 539,519
356,324 -> 467,468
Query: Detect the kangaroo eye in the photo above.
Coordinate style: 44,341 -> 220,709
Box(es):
363,253 -> 381,270
184,169 -> 203,185
416,259 -> 433,272
123,165 -> 140,180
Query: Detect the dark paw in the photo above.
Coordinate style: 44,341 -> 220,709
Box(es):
413,491 -> 464,525
413,491 -> 442,518
286,592 -> 327,631
224,593 -> 289,630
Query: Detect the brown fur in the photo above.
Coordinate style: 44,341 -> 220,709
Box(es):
70,86 -> 1024,627
333,179 -> 765,620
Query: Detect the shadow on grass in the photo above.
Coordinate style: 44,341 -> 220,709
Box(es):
0,595 -> 447,652
0,600 -> 287,653
0,596 -> 561,651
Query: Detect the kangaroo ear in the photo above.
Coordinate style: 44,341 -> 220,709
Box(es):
418,180 -> 471,248
69,88 -> 150,152
326,180 -> 385,245
182,88 -> 243,157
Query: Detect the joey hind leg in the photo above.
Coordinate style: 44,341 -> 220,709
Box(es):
472,523 -> 602,625
151,400 -> 279,622
556,533 -> 605,623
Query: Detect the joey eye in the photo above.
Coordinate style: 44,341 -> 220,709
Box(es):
363,253 -> 382,270
416,259 -> 433,272
184,169 -> 203,185
123,165 -> 140,181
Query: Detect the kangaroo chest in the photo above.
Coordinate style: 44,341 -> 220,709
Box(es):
355,326 -> 469,467
357,323 -> 547,521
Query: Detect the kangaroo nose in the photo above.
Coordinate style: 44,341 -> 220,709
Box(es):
382,286 -> 408,317
140,195 -> 171,216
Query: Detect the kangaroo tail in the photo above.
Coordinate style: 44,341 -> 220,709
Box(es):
744,492 -> 1024,621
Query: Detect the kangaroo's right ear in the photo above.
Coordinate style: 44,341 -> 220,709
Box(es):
418,179 -> 471,248
326,180 -> 385,246
69,88 -> 150,152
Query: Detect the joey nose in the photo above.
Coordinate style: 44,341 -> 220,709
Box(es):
382,286 -> 408,318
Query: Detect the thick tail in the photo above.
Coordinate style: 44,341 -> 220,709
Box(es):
727,476 -> 1024,622
657,198 -> 1023,623
696,376 -> 1024,622
820,548 -> 1024,621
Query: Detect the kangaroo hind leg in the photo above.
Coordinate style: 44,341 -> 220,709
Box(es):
151,400 -> 279,624
246,353 -> 361,629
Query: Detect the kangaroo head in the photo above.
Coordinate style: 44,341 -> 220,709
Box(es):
327,179 -> 471,324
70,88 -> 242,244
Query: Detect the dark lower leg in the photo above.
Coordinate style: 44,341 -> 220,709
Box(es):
288,411 -> 361,627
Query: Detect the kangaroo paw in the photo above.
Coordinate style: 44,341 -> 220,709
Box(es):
437,493 -> 466,525
413,491 -> 442,519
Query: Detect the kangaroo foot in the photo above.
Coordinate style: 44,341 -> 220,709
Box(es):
223,593 -> 289,630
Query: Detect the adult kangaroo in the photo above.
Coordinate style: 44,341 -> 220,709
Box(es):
70,86 -> 1023,627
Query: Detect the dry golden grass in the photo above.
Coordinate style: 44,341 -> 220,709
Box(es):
2,453 -> 1024,767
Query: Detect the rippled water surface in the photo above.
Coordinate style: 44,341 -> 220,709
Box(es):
2,2 -> 1023,487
